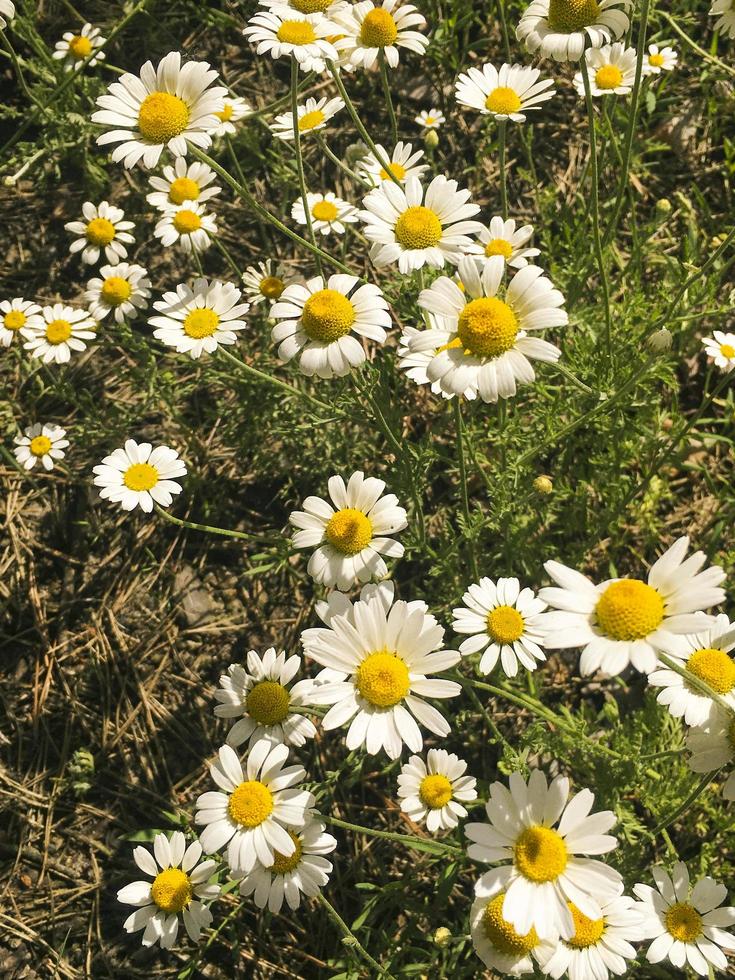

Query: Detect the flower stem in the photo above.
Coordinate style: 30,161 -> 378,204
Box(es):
379,52 -> 398,145
651,769 -> 721,837
656,653 -> 735,721
291,55 -> 322,276
453,399 -> 479,581
218,345 -> 342,416
154,503 -> 276,543
317,893 -> 397,979
315,134 -> 371,188
322,815 -> 462,854
497,120 -> 508,220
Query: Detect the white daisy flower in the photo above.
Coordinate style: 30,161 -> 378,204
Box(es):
467,217 -> 541,269
573,42 -> 637,97
292,191 -> 357,236
634,862 -> 735,977
334,0 -> 428,71
397,749 -> 477,832
309,578 -> 396,628
242,10 -> 339,74
270,96 -> 345,140
212,96 -> 251,137
466,770 -> 623,941
146,158 -> 221,212
397,326 -> 456,399
65,201 -> 135,266
93,439 -> 187,513
84,263 -> 151,324
194,740 -> 314,874
52,23 -> 106,71
415,108 -> 445,129
154,202 -> 217,253
687,708 -> 735,802
644,42 -> 678,75
357,141 -> 428,186
92,51 -> 227,169
470,876 -> 551,976
703,330 -> 735,372
416,255 -> 566,402
710,0 -> 735,39
289,470 -> 407,589
517,0 -> 633,62
241,260 -> 296,307
455,63 -> 554,121
540,536 -> 726,675
359,174 -> 483,273
0,298 -> 41,347
117,831 -> 220,949
149,278 -> 249,359
301,587 -> 462,759
13,424 -> 69,472
647,614 -> 735,726
270,273 -> 391,379
0,1 -> 14,29
452,576 -> 551,677
214,648 -> 317,749
22,304 -> 97,365
236,815 -> 337,912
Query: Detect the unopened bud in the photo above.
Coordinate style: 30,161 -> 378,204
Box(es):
647,327 -> 672,353
533,475 -> 553,495
3,175 -> 16,187
424,129 -> 439,150
655,198 -> 671,218
434,927 -> 451,947
344,141 -> 368,168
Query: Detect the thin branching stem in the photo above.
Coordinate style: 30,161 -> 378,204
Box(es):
290,55 -> 322,275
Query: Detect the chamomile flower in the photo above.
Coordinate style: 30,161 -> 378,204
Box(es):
687,709 -> 735,801
634,863 -> 735,977
146,158 -> 221,212
149,278 -> 249,359
302,588 -> 461,759
0,1 -> 14,29
397,326 -> 457,398
540,536 -> 727,676
93,439 -> 187,513
573,43 -> 637,97
52,23 -> 105,71
359,174 -> 483,273
194,740 -> 314,874
466,770 -> 623,941
22,304 -> 97,364
417,255 -> 566,402
415,108 -> 445,129
289,470 -> 407,589
334,0 -> 428,70
92,51 -> 227,169
85,263 -> 151,323
13,424 -> 69,472
241,261 -> 295,307
259,0 -> 347,12
397,749 -> 477,832
468,217 -> 541,269
214,648 -> 317,749
236,815 -> 337,912
270,96 -> 345,140
703,331 -> 735,372
65,201 -> 135,266
710,0 -> 735,39
455,63 -> 554,121
517,0 -> 633,62
292,192 -> 357,235
212,96 -> 251,136
242,10 -> 339,73
270,273 -> 390,378
644,42 -> 678,74
154,202 -> 217,253
452,577 -> 551,677
1,298 -> 41,346
117,832 -> 220,949
357,141 -> 428,186
647,614 -> 735,726
470,877 -> 549,976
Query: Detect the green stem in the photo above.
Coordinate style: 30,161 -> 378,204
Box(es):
657,653 -> 735,721
315,134 -> 371,188
0,32 -> 50,116
218,346 -> 340,416
317,894 -> 397,979
497,120 -> 508,220
550,361 -> 598,395
454,399 -> 479,580
214,236 -> 241,277
291,55 -> 322,275
659,10 -> 735,78
379,52 -> 398,146
651,770 -> 721,836
322,815 -> 461,854
154,504 -> 276,543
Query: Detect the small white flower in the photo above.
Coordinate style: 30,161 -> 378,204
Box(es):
65,201 -> 135,266
644,42 -> 678,74
149,278 -> 249,359
455,62 -> 554,121
397,749 -> 477,831
357,141 -> 427,186
212,96 -> 252,136
467,216 -> 541,269
333,0 -> 428,70
0,298 -> 41,347
703,330 -> 735,372
415,108 -> 445,129
85,263 -> 151,323
52,23 -> 106,70
241,260 -> 296,307
292,191 -> 358,235
687,708 -> 735,802
146,157 -> 221,212
93,439 -> 187,513
116,831 -> 220,949
13,424 -> 69,472
397,326 -> 456,399
242,10 -> 339,74
517,0 -> 633,63
154,202 -> 217,253
270,96 -> 345,140
22,304 -> 97,364
710,0 -> 735,40
573,42 -> 637,97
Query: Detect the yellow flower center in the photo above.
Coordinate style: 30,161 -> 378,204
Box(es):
379,162 -> 407,181
547,0 -> 601,32
311,200 -> 339,222
183,308 -> 219,339
292,0 -> 332,10
595,65 -> 623,90
485,87 -> 522,115
138,91 -> 190,143
173,209 -> 202,234
69,35 -> 92,59
424,116 -> 435,125
123,462 -> 159,492
360,7 -> 399,46
355,650 -> 410,708
269,831 -> 303,873
228,780 -> 274,827
566,903 -> 605,948
45,319 -> 72,344
687,648 -> 735,695
168,176 -> 200,205
514,825 -> 568,882
299,109 -> 326,131
595,579 -> 664,641
260,275 -> 286,299
301,289 -> 355,342
324,507 -> 372,553
4,310 -> 26,331
101,276 -> 132,306
395,205 -> 442,249
720,343 -> 735,359
246,680 -> 291,725
277,20 -> 317,44
484,238 -> 514,259
150,867 -> 192,914
457,297 -> 518,358
419,774 -> 453,809
85,217 -> 116,246
29,435 -> 52,457
665,902 -> 702,943
217,103 -> 234,121
648,52 -> 664,67
482,892 -> 538,956
487,605 -> 525,644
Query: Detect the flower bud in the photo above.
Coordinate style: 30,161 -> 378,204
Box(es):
533,475 -> 553,495
424,129 -> 439,150
655,198 -> 672,218
647,327 -> 672,353
344,141 -> 368,168
434,927 -> 451,947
